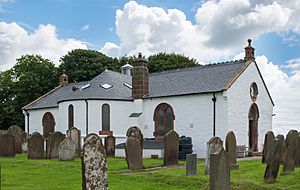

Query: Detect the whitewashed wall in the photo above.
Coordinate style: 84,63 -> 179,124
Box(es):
227,62 -> 273,152
25,107 -> 59,135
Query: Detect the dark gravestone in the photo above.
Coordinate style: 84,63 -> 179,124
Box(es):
47,131 -> 65,159
105,136 -> 115,157
66,127 -> 81,156
7,125 -> 26,154
59,137 -> 76,161
186,154 -> 197,176
0,133 -> 15,157
264,138 -> 284,183
262,131 -> 275,164
275,134 -> 285,165
210,148 -> 230,190
282,130 -> 298,174
205,137 -> 223,175
225,131 -> 239,169
295,132 -> 300,167
82,134 -> 108,190
125,127 -> 144,170
28,132 -> 44,159
164,130 -> 179,166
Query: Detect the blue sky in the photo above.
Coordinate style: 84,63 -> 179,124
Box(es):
1,0 -> 300,134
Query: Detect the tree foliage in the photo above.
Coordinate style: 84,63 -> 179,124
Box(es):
59,49 -> 120,82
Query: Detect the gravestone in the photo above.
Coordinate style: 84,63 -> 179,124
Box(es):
59,137 -> 76,161
225,131 -> 239,169
164,130 -> 179,166
125,126 -> 144,170
295,132 -> 300,167
81,134 -> 108,190
262,131 -> 275,164
47,131 -> 65,159
84,133 -> 99,142
28,132 -> 44,159
7,125 -> 26,154
105,135 -> 115,157
205,137 -> 223,175
66,127 -> 81,156
276,134 -> 285,164
186,154 -> 197,176
0,133 -> 15,157
210,148 -> 230,190
282,130 -> 298,174
264,138 -> 284,183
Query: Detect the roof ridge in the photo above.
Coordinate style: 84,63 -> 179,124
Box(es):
150,59 -> 244,76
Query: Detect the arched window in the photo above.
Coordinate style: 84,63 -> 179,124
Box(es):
250,82 -> 258,102
102,104 -> 110,131
68,104 -> 74,129
42,112 -> 55,138
248,103 -> 259,151
153,103 -> 175,139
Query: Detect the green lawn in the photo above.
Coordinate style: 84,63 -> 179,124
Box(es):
0,154 -> 300,190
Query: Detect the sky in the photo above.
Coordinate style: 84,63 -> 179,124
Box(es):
0,0 -> 300,135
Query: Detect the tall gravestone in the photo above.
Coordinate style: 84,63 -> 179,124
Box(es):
82,134 -> 108,190
66,127 -> 81,156
59,137 -> 76,161
125,126 -> 144,170
0,133 -> 15,157
105,135 -> 115,157
262,131 -> 275,164
7,125 -> 26,154
164,130 -> 179,166
186,153 -> 197,176
282,130 -> 298,174
295,132 -> 300,167
47,131 -> 65,159
275,134 -> 285,164
205,137 -> 223,175
264,138 -> 284,183
28,132 -> 44,159
225,131 -> 238,169
210,148 -> 230,190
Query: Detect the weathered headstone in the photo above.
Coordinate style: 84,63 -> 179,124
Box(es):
7,125 -> 26,154
282,130 -> 298,174
0,133 -> 15,157
125,126 -> 144,170
225,131 -> 239,169
186,153 -> 197,176
28,132 -> 44,159
276,134 -> 285,164
262,131 -> 275,164
164,130 -> 179,166
47,131 -> 65,159
210,148 -> 230,190
205,137 -> 223,175
105,135 -> 115,157
66,127 -> 81,156
59,137 -> 76,161
295,132 -> 300,167
264,138 -> 284,183
81,134 -> 108,190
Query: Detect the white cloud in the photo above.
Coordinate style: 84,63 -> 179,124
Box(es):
0,22 -> 87,71
81,24 -> 90,31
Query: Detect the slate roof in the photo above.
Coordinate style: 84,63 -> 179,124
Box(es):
23,60 -> 246,110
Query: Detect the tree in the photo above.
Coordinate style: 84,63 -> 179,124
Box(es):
59,49 -> 121,82
0,55 -> 58,130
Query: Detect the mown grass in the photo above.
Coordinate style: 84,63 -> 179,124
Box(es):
0,154 -> 300,190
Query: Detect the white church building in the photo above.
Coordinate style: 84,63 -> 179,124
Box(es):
22,40 -> 274,157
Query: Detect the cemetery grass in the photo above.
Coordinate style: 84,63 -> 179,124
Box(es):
1,155 -> 300,190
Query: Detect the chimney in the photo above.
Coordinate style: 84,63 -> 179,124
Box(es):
121,64 -> 133,76
132,53 -> 149,99
244,39 -> 255,61
59,70 -> 68,86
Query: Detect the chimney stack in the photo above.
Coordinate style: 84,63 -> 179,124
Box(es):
244,39 -> 255,61
59,70 -> 68,86
132,53 -> 149,99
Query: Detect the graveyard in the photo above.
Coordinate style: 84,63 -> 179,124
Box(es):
1,154 -> 300,189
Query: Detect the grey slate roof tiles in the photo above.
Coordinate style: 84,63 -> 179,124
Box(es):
23,60 -> 245,110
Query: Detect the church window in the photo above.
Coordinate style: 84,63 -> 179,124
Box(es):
68,104 -> 74,129
153,103 -> 175,138
102,104 -> 110,131
250,82 -> 258,102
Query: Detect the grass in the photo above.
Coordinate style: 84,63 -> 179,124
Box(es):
0,154 -> 300,190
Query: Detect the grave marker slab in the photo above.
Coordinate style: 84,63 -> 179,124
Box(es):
28,132 -> 44,159
81,134 -> 108,190
0,133 -> 15,157
186,154 -> 197,176
7,125 -> 26,154
225,131 -> 238,169
59,137 -> 76,161
125,127 -> 144,170
164,130 -> 179,166
47,131 -> 65,159
295,132 -> 300,167
205,137 -> 223,175
66,127 -> 81,156
105,135 -> 115,157
276,134 -> 285,165
262,131 -> 275,164
282,130 -> 298,174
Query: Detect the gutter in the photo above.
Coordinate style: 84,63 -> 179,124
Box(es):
85,100 -> 88,135
212,93 -> 217,137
